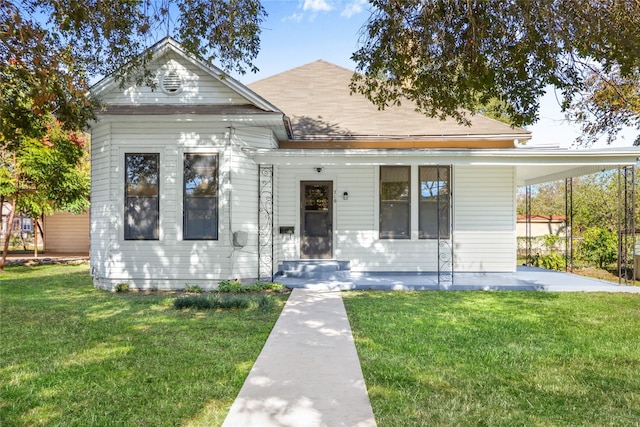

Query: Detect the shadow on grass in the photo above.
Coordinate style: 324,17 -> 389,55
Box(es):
0,264 -> 287,426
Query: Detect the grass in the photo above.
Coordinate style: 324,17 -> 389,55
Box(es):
0,264 -> 288,426
343,291 -> 640,426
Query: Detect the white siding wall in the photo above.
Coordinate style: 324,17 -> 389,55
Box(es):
454,165 -> 516,272
99,52 -> 248,105
274,164 -> 516,273
227,130 -> 262,279
91,120 -> 266,290
90,122 -> 111,279
275,165 -> 440,272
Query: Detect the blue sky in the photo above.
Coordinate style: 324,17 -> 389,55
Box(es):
237,0 -> 366,83
231,0 -> 636,148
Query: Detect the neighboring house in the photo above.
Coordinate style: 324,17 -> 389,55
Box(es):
89,38 -> 639,290
1,202 -> 32,240
516,215 -> 568,255
43,211 -> 90,254
516,215 -> 567,238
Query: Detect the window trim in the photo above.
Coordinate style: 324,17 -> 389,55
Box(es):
182,153 -> 219,241
418,165 -> 451,240
379,165 -> 411,239
124,152 -> 160,241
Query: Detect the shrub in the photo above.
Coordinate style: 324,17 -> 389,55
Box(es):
579,227 -> 617,269
174,295 -> 212,309
531,252 -> 566,271
184,284 -> 203,293
216,280 -> 286,293
173,294 -> 272,311
114,282 -> 130,293
257,294 -> 275,311
259,282 -> 285,292
217,279 -> 243,293
541,233 -> 562,251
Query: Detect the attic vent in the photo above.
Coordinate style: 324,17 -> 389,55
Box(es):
161,71 -> 182,94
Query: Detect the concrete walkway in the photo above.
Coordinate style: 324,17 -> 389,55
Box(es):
222,289 -> 376,427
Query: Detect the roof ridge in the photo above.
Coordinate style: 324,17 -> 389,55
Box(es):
249,59 -> 355,86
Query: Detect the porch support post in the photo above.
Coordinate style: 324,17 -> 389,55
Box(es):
258,165 -> 274,282
525,185 -> 532,265
565,178 -> 573,272
437,165 -> 453,287
617,166 -> 636,284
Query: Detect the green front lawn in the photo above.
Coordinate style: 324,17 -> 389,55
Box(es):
344,291 -> 640,426
0,264 -> 287,426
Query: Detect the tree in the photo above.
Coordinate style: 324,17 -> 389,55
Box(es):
0,117 -> 90,269
580,227 -> 617,269
568,68 -> 640,146
516,171 -> 632,235
1,0 -> 266,269
351,0 -> 640,138
2,1 -> 266,127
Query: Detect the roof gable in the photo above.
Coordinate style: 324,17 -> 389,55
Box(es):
248,60 -> 530,143
91,38 -> 280,113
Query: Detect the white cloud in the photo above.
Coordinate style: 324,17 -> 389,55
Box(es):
281,0 -> 365,23
341,0 -> 367,18
282,12 -> 304,23
303,0 -> 334,13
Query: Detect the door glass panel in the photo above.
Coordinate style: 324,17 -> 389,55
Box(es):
305,185 -> 330,210
304,212 -> 330,236
301,181 -> 332,259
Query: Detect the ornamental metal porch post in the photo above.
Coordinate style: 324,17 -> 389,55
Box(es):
258,165 -> 274,282
617,166 -> 636,285
565,178 -> 573,272
437,166 -> 453,287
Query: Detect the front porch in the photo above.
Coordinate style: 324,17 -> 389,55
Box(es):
276,265 -> 640,292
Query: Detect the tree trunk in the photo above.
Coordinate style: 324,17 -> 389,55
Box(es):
0,198 -> 17,270
33,217 -> 38,258
39,215 -> 45,255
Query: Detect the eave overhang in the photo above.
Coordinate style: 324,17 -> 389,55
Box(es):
92,107 -> 292,141
246,146 -> 639,186
279,133 -> 530,149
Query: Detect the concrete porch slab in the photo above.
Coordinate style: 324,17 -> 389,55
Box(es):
277,266 -> 640,293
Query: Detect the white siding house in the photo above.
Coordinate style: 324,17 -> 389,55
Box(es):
89,38 -> 639,290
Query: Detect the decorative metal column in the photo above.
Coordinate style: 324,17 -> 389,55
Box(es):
565,178 -> 573,272
618,166 -> 636,285
437,166 -> 453,286
258,165 -> 274,282
525,185 -> 532,264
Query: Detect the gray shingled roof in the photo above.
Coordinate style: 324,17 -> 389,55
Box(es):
248,60 -> 530,140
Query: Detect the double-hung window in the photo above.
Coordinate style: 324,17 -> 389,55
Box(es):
183,154 -> 218,240
125,153 -> 159,240
380,166 -> 410,239
419,166 -> 450,239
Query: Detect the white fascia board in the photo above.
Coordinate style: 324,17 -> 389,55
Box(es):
517,165 -> 615,186
249,147 -> 640,166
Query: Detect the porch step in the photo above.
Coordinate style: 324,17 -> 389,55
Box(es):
278,260 -> 351,280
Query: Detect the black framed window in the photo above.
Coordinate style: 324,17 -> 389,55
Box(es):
419,166 -> 450,239
380,166 -> 410,239
125,153 -> 159,240
183,154 -> 218,240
